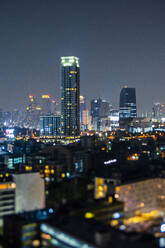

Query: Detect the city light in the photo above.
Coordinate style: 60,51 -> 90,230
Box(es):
160,224 -> 165,232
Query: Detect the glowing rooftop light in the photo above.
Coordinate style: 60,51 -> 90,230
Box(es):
61,56 -> 79,67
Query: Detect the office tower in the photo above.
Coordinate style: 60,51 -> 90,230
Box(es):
90,98 -> 110,131
91,98 -> 101,120
40,115 -> 61,136
40,95 -> 52,115
109,109 -> 119,130
26,95 -> 40,129
119,87 -> 137,128
80,95 -> 86,124
61,56 -> 80,137
99,100 -> 110,117
80,109 -> 91,131
91,98 -> 110,120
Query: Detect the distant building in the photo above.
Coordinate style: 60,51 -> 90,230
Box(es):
152,102 -> 165,119
91,98 -> 110,120
91,98 -> 110,131
26,95 -> 40,129
61,56 -> 80,137
39,95 -> 52,115
119,87 -> 137,129
80,95 -> 86,124
109,109 -> 119,130
40,115 -> 61,137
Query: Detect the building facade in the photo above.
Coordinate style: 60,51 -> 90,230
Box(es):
61,56 -> 80,137
40,115 -> 61,137
119,87 -> 137,129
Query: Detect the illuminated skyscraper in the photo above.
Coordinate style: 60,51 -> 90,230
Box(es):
119,87 -> 137,128
61,56 -> 80,137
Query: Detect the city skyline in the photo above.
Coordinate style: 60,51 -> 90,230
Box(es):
0,0 -> 165,113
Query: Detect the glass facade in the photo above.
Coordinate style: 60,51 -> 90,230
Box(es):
61,56 -> 80,137
119,87 -> 137,120
40,115 -> 61,136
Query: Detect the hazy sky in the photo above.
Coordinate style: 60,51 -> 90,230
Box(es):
0,0 -> 165,113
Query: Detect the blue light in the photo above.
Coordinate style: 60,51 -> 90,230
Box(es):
160,224 -> 165,232
48,208 -> 54,214
113,212 -> 121,219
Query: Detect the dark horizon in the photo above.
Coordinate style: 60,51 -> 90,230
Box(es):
0,0 -> 165,113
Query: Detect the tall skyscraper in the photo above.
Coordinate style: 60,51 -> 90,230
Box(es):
119,87 -> 137,128
61,56 -> 80,137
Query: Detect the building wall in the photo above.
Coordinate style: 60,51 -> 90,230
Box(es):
14,173 -> 45,213
0,182 -> 15,218
119,87 -> 137,124
115,178 -> 165,216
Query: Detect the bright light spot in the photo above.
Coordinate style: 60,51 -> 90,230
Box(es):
104,159 -> 117,165
84,212 -> 95,219
61,173 -> 65,178
32,240 -> 40,247
114,193 -> 119,199
113,212 -> 121,219
160,224 -> 165,232
66,172 -> 70,177
119,225 -> 126,231
110,220 -> 119,226
48,208 -> 54,214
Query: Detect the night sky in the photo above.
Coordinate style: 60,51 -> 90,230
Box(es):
0,0 -> 165,114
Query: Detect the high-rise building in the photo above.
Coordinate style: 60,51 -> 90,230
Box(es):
119,87 -> 137,128
90,98 -> 110,131
26,95 -> 41,129
40,115 -> 61,137
61,56 -> 80,137
39,95 -> 52,115
80,95 -> 86,124
91,98 -> 110,120
91,98 -> 101,120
